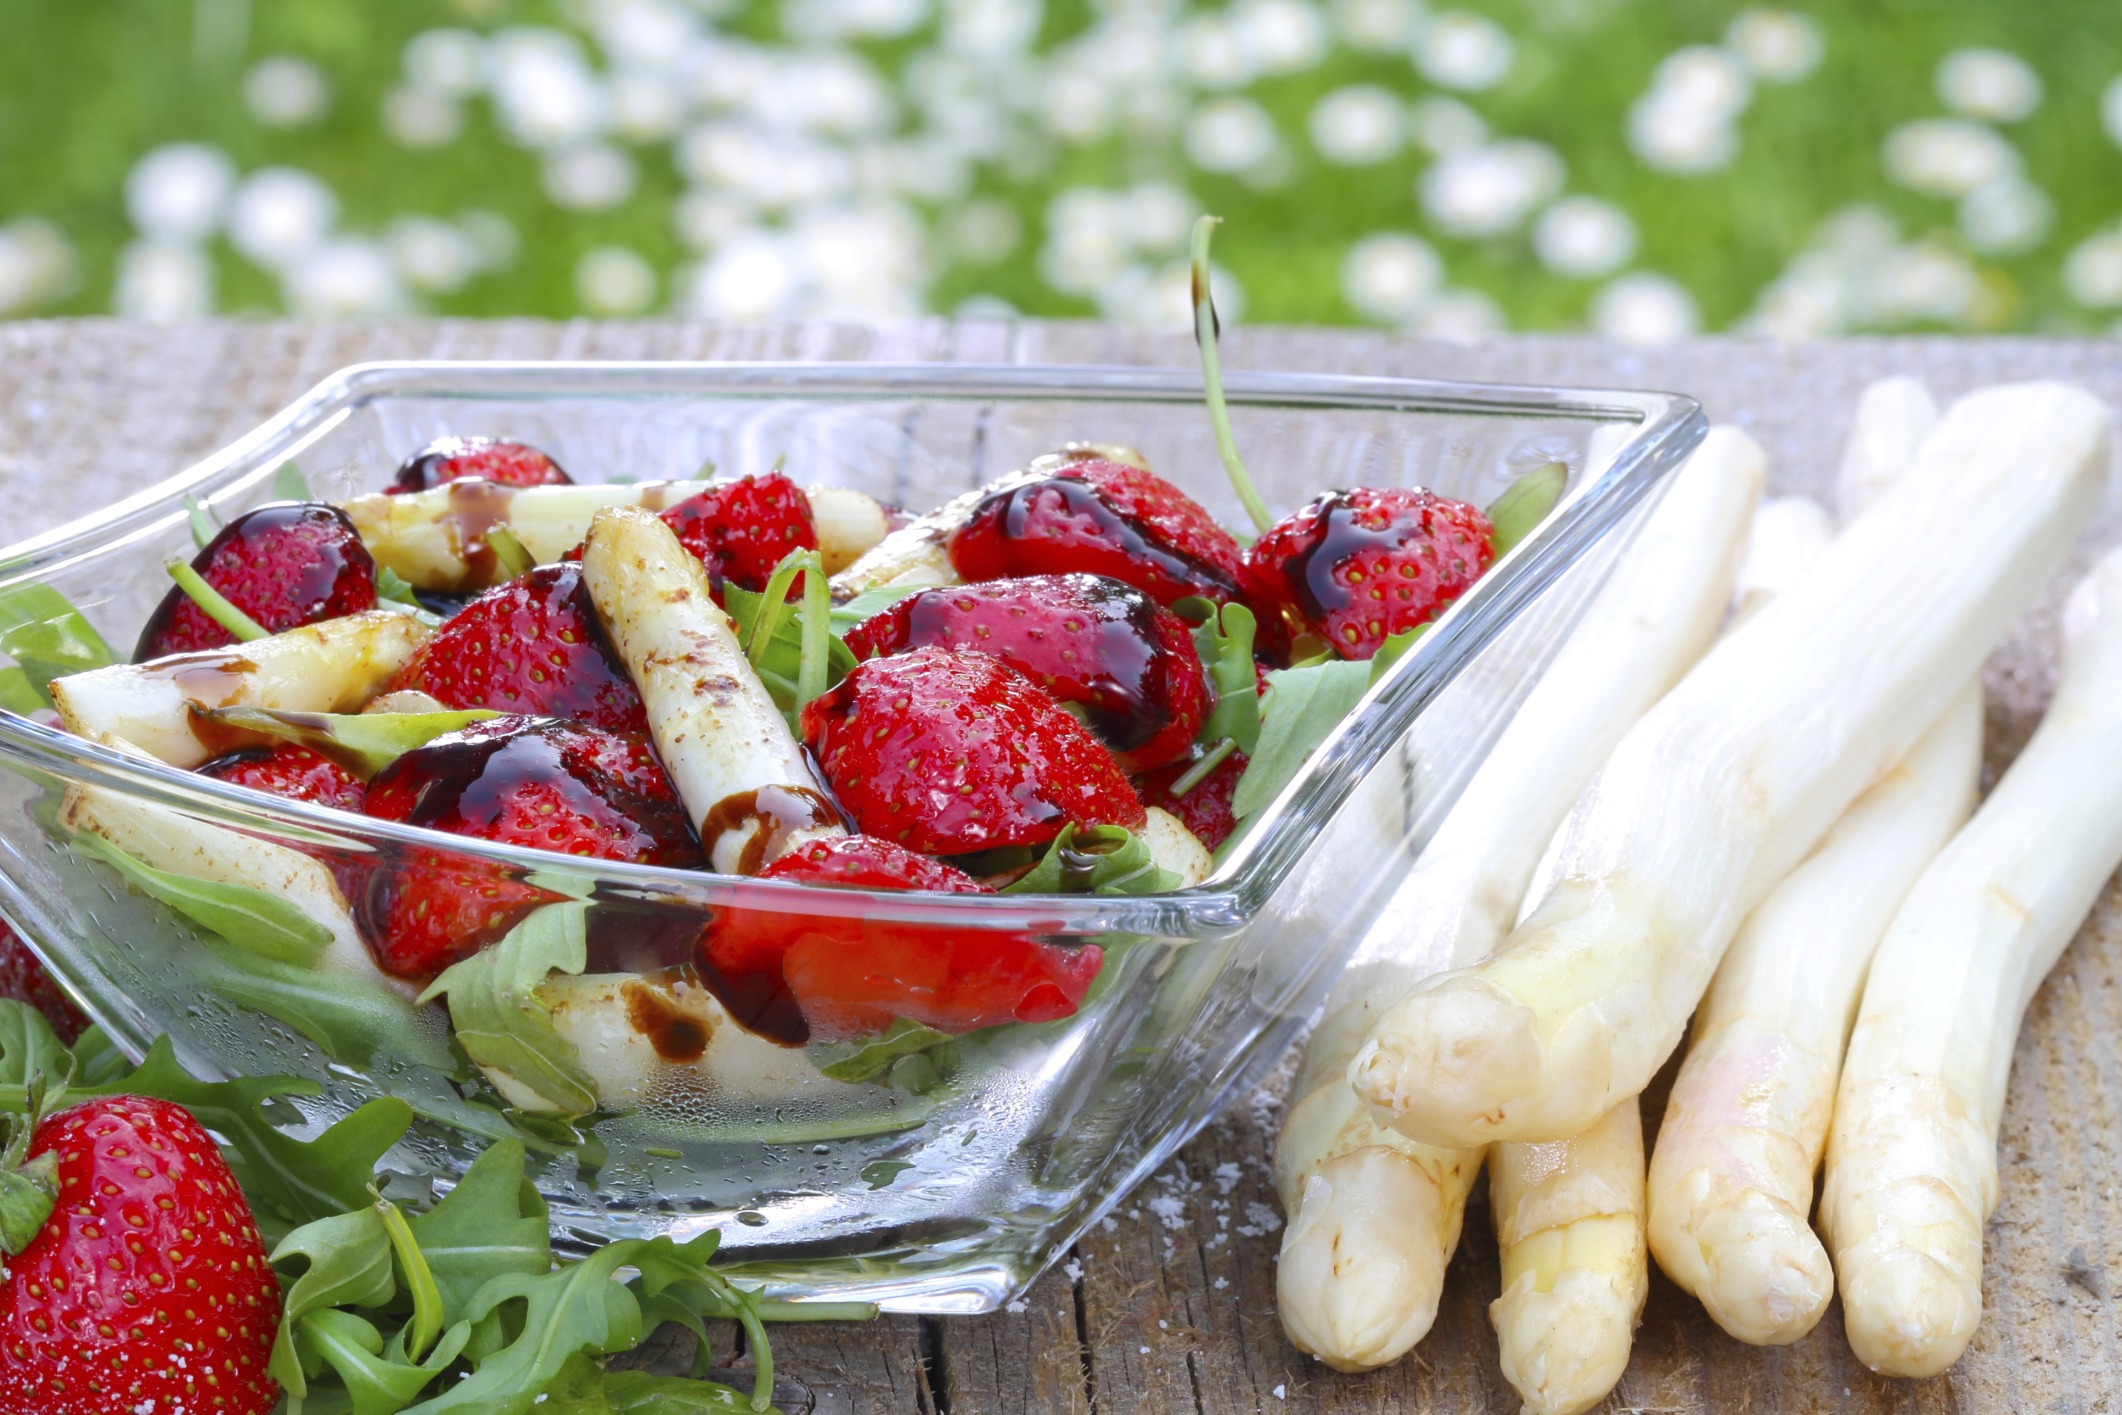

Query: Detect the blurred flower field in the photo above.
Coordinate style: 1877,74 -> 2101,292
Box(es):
2,0 -> 2120,338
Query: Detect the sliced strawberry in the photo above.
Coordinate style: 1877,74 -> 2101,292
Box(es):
946,457 -> 1245,608
843,573 -> 1210,772
1243,487 -> 1494,661
134,503 -> 378,661
0,918 -> 88,1044
390,435 -> 571,493
383,563 -> 647,734
357,716 -> 699,979
802,645 -> 1145,856
197,742 -> 368,811
559,472 -> 818,599
1136,748 -> 1246,851
0,1095 -> 280,1415
702,836 -> 1102,1044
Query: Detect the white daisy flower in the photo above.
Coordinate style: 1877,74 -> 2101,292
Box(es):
1408,95 -> 1487,155
784,0 -> 931,42
2063,226 -> 2122,308
125,145 -> 237,243
382,88 -> 463,149
1410,286 -> 1505,340
1724,10 -> 1823,83
1126,183 -> 1198,254
1334,0 -> 1424,52
1185,97 -> 1281,175
2103,74 -> 2122,148
0,219 -> 76,315
949,198 -> 1023,263
1310,86 -> 1406,165
404,29 -> 486,99
1653,45 -> 1752,121
576,246 -> 658,315
1342,232 -> 1442,323
114,242 -> 214,321
673,189 -> 754,253
1876,242 -> 1979,324
1590,272 -> 1699,344
387,217 -> 480,294
687,229 -> 797,319
284,238 -> 406,318
1418,139 -> 1563,237
610,70 -> 686,143
228,168 -> 338,269
1957,176 -> 2052,255
487,28 -> 607,148
1533,196 -> 1637,278
543,144 -> 637,212
1416,11 -> 1513,91
799,201 -> 928,317
1240,0 -> 1330,75
944,0 -> 1044,57
1882,118 -> 2018,198
245,56 -> 330,128
1627,89 -> 1738,173
458,211 -> 520,272
1936,48 -> 2041,123
590,0 -> 701,69
1178,14 -> 1257,91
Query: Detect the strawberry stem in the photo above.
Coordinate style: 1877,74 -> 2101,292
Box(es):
1169,735 -> 1238,798
484,524 -> 536,580
165,559 -> 268,642
0,1072 -> 59,1258
1190,215 -> 1272,535
183,494 -> 220,550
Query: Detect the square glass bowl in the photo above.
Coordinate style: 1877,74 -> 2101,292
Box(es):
0,362 -> 1702,1310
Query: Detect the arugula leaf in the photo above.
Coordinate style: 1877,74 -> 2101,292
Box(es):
721,582 -> 858,726
276,461 -> 315,501
811,1018 -> 953,1084
544,1357 -> 759,1413
826,582 -> 930,637
0,998 -> 73,1091
197,706 -> 501,779
1002,824 -> 1183,896
1228,627 -> 1424,822
192,938 -> 458,1071
378,1192 -> 448,1362
295,1308 -> 471,1415
418,903 -> 598,1118
374,567 -> 446,628
407,1138 -> 552,1326
1175,598 -> 1260,754
0,580 -> 119,711
1486,461 -> 1568,558
74,828 -> 333,965
270,1207 -> 399,1395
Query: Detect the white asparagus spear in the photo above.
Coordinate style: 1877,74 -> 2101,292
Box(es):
1350,382 -> 2111,1148
1488,1100 -> 1649,1415
1644,377 -> 1971,1346
1821,545 -> 2122,1378
342,481 -> 893,590
579,506 -> 844,874
1272,426 -> 1763,1371
1732,496 -> 1835,618
50,611 -> 430,769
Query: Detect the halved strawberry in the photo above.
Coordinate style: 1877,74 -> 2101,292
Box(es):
0,1095 -> 281,1415
801,646 -> 1145,856
389,435 -> 571,493
197,742 -> 368,812
843,573 -> 1210,772
1242,487 -> 1494,661
701,836 -> 1102,1044
383,563 -> 647,733
1136,748 -> 1247,852
0,919 -> 88,1044
559,472 -> 818,599
946,457 -> 1245,608
356,716 -> 699,979
134,503 -> 377,661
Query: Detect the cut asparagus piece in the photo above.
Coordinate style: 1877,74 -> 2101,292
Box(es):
1821,544 -> 2122,1378
1139,806 -> 1214,887
579,506 -> 844,874
50,611 -> 430,769
1271,426 -> 1762,1371
1488,1100 -> 1648,1415
342,480 -> 892,590
1351,382 -> 2111,1148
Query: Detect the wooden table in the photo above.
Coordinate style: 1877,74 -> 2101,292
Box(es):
4,319 -> 2119,1415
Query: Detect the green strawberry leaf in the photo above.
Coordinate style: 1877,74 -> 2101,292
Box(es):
0,580 -> 119,711
295,1308 -> 471,1415
407,1138 -> 552,1326
276,461 -> 316,501
270,1206 -> 399,1395
196,706 -> 501,779
192,938 -> 457,1072
811,1018 -> 954,1084
74,827 -> 333,966
1486,461 -> 1568,559
1003,824 -> 1182,896
418,903 -> 598,1118
1174,597 -> 1260,755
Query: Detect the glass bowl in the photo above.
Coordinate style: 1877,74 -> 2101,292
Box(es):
0,361 -> 1702,1311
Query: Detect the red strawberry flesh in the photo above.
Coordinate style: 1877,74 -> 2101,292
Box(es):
357,715 -> 699,979
197,742 -> 368,811
0,918 -> 88,1044
1137,748 -> 1246,852
657,472 -> 818,592
390,435 -> 571,493
802,645 -> 1145,856
384,562 -> 648,733
0,1095 -> 281,1415
134,502 -> 378,661
843,573 -> 1210,772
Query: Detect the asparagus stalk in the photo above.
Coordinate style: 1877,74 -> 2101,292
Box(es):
1271,425 -> 1762,1371
1821,543 -> 2122,1377
1350,382 -> 2110,1148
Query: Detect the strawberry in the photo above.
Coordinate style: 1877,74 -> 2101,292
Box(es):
383,563 -> 648,734
0,1095 -> 280,1415
134,503 -> 378,661
1136,748 -> 1247,851
196,742 -> 368,812
1243,487 -> 1494,661
357,716 -> 700,979
389,435 -> 571,493
946,456 -> 1245,608
802,646 -> 1145,856
843,573 -> 1210,772
702,836 -> 1102,1044
559,472 -> 818,599
0,919 -> 88,1044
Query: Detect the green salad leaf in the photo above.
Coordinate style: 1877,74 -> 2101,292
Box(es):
722,576 -> 858,725
811,1017 -> 953,1084
192,938 -> 458,1072
270,1207 -> 400,1394
418,903 -> 598,1118
0,997 -> 74,1093
0,580 -> 119,713
276,461 -> 316,501
1174,597 -> 1261,755
1002,823 -> 1182,896
407,1138 -> 554,1324
826,581 -> 931,637
374,566 -> 446,627
544,1356 -> 759,1412
73,827 -> 334,965
198,705 -> 501,779
184,493 -> 221,549
296,1308 -> 472,1415
1486,462 -> 1568,558
1229,626 -> 1425,823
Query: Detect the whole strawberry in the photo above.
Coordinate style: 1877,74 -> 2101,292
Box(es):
383,563 -> 647,734
134,503 -> 378,661
1136,748 -> 1247,851
197,742 -> 368,812
802,645 -> 1145,856
702,836 -> 1103,1043
0,919 -> 88,1043
0,1095 -> 280,1415
390,435 -> 572,493
946,457 -> 1245,608
357,715 -> 700,978
843,573 -> 1210,772
1243,487 -> 1494,661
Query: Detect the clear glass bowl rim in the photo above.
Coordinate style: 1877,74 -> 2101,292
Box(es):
0,360 -> 1705,941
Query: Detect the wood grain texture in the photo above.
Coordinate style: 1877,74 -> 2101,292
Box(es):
4,319 -> 2120,1415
